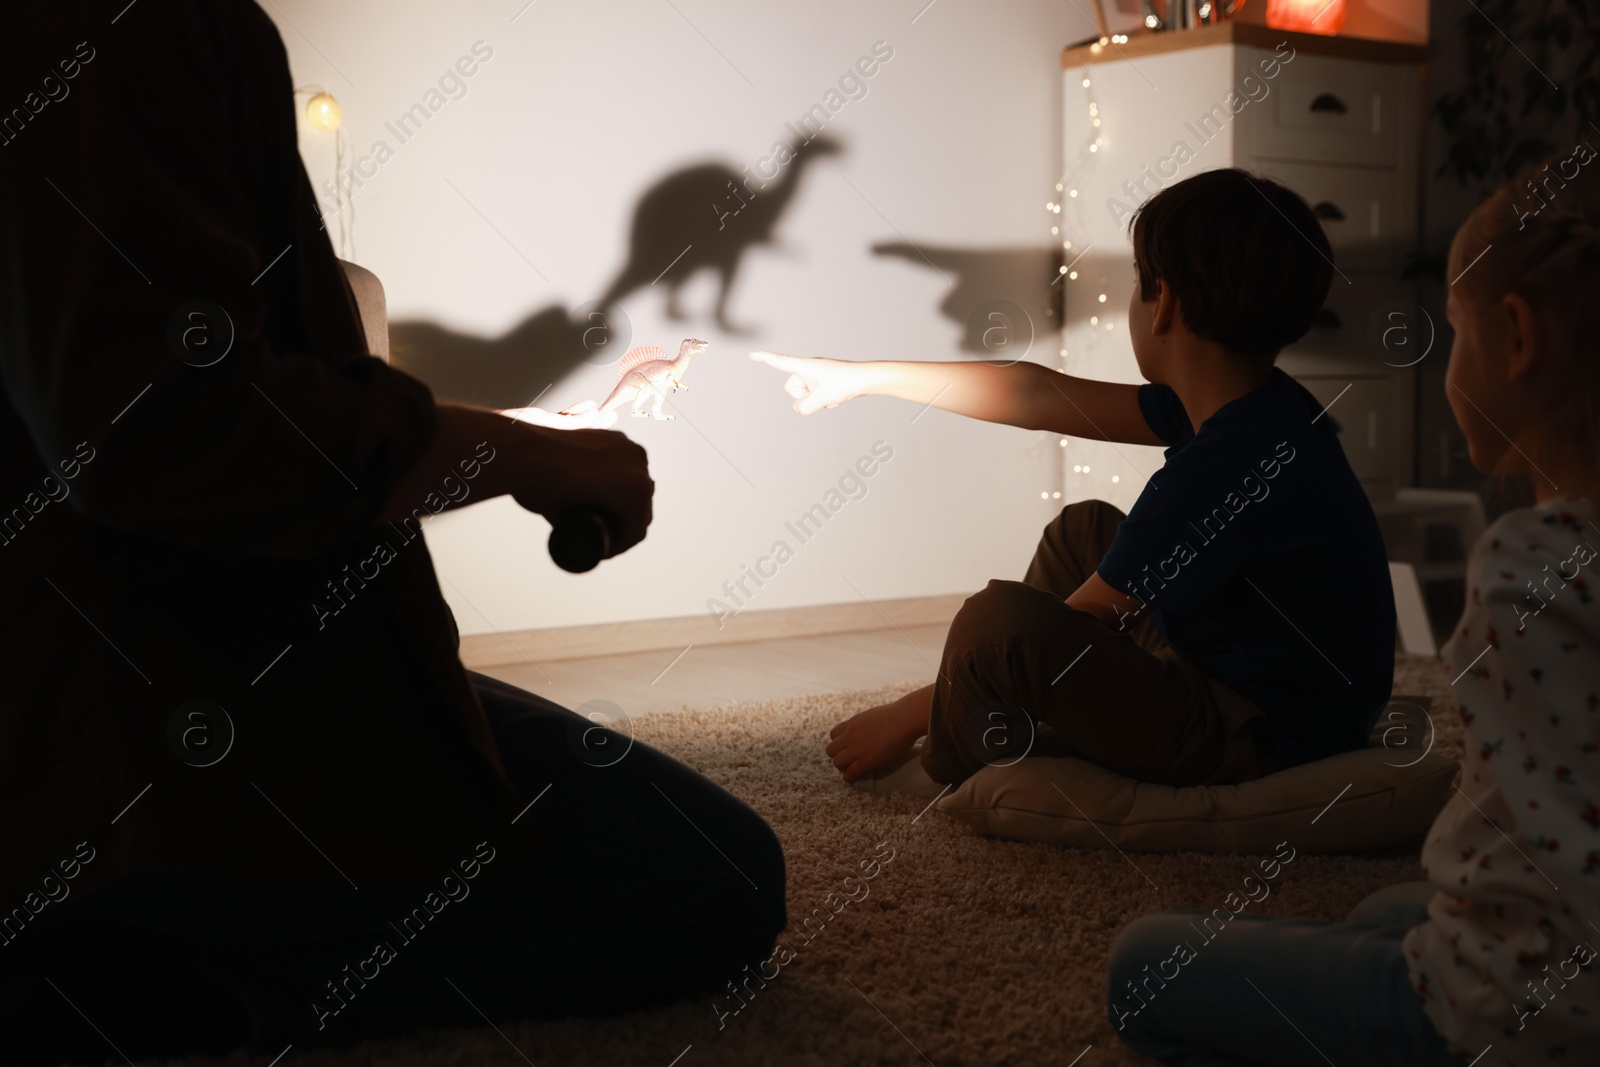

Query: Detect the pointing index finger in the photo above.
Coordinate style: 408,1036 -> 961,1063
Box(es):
749,349 -> 799,371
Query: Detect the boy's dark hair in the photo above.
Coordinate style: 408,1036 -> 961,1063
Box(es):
1129,169 -> 1334,362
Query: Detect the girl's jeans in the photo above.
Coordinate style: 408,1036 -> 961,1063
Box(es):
1109,882 -> 1468,1066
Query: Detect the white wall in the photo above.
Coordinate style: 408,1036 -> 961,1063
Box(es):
267,0 -> 1098,634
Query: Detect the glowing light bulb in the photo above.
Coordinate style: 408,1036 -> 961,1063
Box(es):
1040,491 -> 1050,499
1052,491 -> 1062,499
1111,475 -> 1120,483
1064,240 -> 1073,248
1050,226 -> 1059,235
1073,465 -> 1082,473
1090,315 -> 1099,325
1055,183 -> 1064,192
1069,271 -> 1078,279
1098,293 -> 1107,303
1083,466 -> 1091,473
1082,78 -> 1091,88
1089,144 -> 1098,153
306,92 -> 342,132
1058,266 -> 1068,275
1059,439 -> 1068,447
1069,189 -> 1078,198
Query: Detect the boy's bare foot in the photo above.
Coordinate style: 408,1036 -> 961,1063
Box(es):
826,684 -> 934,783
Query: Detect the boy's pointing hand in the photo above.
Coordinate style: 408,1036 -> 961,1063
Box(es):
749,350 -> 874,415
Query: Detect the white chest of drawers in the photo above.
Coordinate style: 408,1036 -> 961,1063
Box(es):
1057,24 -> 1426,511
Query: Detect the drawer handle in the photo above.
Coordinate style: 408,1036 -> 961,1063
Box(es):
1310,93 -> 1348,114
1313,308 -> 1342,330
1313,201 -> 1345,222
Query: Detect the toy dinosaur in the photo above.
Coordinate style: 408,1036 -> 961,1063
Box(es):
572,338 -> 708,421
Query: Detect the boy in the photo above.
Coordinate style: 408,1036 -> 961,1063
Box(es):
751,168 -> 1395,790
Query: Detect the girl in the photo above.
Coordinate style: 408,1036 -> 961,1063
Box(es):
1107,152 -> 1600,1064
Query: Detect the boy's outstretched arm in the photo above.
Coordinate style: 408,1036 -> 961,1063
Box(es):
749,351 -> 1165,446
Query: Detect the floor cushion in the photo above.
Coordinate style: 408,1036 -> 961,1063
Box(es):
937,698 -> 1458,854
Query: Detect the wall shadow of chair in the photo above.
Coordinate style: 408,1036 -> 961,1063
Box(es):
871,242 -> 1064,355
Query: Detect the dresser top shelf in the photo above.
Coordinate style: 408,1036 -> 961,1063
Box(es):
1061,22 -> 1426,69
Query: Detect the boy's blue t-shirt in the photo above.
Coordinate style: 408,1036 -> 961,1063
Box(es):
1096,369 -> 1395,766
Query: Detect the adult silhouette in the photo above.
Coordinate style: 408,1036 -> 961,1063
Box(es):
0,3 -> 785,1062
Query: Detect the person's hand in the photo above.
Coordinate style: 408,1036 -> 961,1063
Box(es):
508,426 -> 653,557
499,399 -> 618,429
749,350 -> 875,414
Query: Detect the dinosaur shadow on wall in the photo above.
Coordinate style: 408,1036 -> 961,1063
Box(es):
871,242 -> 1065,356
390,136 -> 843,407
597,134 -> 843,335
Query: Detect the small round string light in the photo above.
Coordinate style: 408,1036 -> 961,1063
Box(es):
305,92 -> 342,131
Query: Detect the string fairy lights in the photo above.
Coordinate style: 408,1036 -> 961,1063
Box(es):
1045,34 -> 1128,502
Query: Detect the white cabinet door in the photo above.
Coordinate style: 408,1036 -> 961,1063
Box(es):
1244,158 -> 1412,271
1239,50 -> 1404,168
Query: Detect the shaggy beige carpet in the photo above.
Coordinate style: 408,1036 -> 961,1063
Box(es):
156,655 -> 1459,1067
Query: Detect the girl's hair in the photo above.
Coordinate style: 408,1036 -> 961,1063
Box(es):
1451,146 -> 1600,500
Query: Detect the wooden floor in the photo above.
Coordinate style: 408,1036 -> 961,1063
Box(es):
477,623 -> 949,715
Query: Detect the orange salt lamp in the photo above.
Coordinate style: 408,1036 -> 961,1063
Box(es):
1265,0 -> 1346,34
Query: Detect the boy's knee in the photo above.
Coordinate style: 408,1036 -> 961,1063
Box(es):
950,580 -> 1096,651
956,578 -> 1036,622
1059,498 -> 1125,523
1049,498 -> 1126,542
